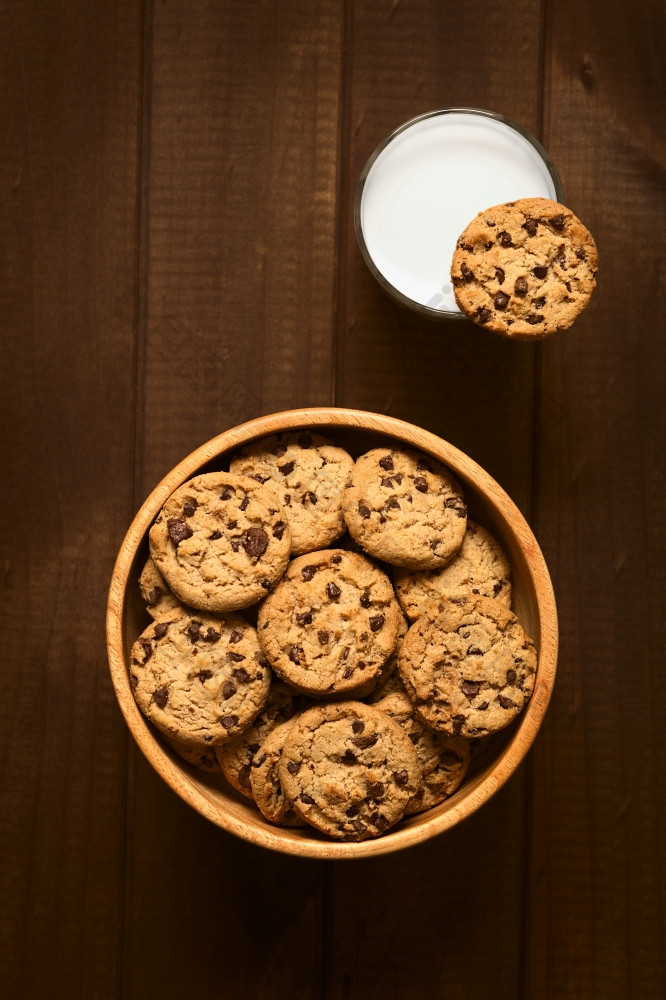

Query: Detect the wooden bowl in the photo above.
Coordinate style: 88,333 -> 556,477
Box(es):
107,408 -> 557,858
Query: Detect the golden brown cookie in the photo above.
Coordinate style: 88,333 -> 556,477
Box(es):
230,431 -> 354,555
342,447 -> 467,570
257,549 -> 401,697
249,719 -> 307,827
452,197 -> 598,338
148,471 -> 291,613
129,606 -> 272,747
394,521 -> 511,621
139,556 -> 182,619
279,701 -> 421,841
398,595 -> 537,737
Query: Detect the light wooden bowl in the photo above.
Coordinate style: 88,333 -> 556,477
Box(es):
107,408 -> 557,858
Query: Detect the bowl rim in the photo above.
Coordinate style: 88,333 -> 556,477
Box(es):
106,406 -> 558,859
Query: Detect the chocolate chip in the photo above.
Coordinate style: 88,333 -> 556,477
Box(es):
300,792 -> 315,805
451,715 -> 465,734
203,627 -> 220,643
576,247 -> 586,261
297,434 -> 313,448
462,680 -> 481,698
273,444 -> 287,457
514,276 -> 528,296
286,761 -> 301,775
233,667 -> 250,683
243,526 -> 268,558
342,667 -> 354,679
387,498 -> 400,510
229,630 -> 243,644
317,630 -> 329,644
278,461 -> 295,476
154,622 -> 168,638
326,582 -> 341,600
272,521 -> 286,540
256,651 -> 270,669
527,314 -> 544,324
414,476 -> 428,493
461,261 -> 475,282
494,291 -> 510,310
353,734 -> 378,749
341,647 -> 350,661
130,674 -> 138,689
359,632 -> 368,642
341,749 -> 357,765
380,477 -> 394,488
283,494 -> 291,507
187,622 -> 201,643
360,591 -> 371,608
237,764 -> 251,787
221,715 -> 239,730
476,307 -> 492,324
222,681 -> 236,699
506,669 -> 517,684
331,554 -> 342,564
167,519 -> 192,546
346,804 -> 359,817
358,503 -> 371,519
378,455 -> 394,471
288,646 -> 303,665
458,241 -> 473,251
550,214 -> 565,230
494,266 -> 506,285
498,230 -> 513,247
301,565 -> 317,581
239,495 -> 250,511
478,701 -> 489,711
182,501 -> 197,518
498,695 -> 517,709
227,520 -> 237,529
533,265 -> 548,279
350,819 -> 366,836
252,474 -> 269,484
209,530 -> 222,540
564,280 -> 572,292
296,610 -> 313,626
467,646 -> 483,656
301,491 -> 318,505
393,770 -> 409,786
351,720 -> 365,734
444,497 -> 467,518
367,781 -> 384,799
219,487 -> 234,500
533,297 -> 546,310
138,638 -> 152,661
369,614 -> 385,632
228,651 -> 246,663
147,586 -> 162,606
493,581 -> 503,596
153,687 -> 168,708
522,218 -> 539,237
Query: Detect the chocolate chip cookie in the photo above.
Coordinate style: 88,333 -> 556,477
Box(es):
216,681 -> 302,799
342,447 -> 467,570
373,691 -> 470,813
250,719 -> 307,827
257,549 -> 401,697
129,606 -> 271,747
394,521 -> 511,621
230,431 -> 354,555
139,556 -> 182,619
279,701 -> 421,841
163,734 -> 222,773
452,197 -> 598,338
149,472 -> 291,613
398,595 -> 537,737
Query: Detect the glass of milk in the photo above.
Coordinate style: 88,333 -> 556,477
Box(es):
355,108 -> 564,318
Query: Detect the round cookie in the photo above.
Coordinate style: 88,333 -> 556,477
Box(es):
398,595 -> 537,737
257,549 -> 401,697
129,606 -> 271,747
148,471 -> 291,613
163,734 -> 222,773
216,681 -> 302,799
342,447 -> 467,570
230,431 -> 354,555
279,701 -> 421,841
250,719 -> 307,827
373,691 -> 471,814
451,197 -> 598,338
139,556 -> 182,619
394,521 -> 511,621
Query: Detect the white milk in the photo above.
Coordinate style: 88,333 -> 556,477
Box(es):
357,111 -> 561,315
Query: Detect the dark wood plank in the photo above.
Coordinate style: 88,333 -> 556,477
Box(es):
329,2 -> 547,996
122,3 -> 344,995
0,1 -> 143,995
526,1 -> 666,996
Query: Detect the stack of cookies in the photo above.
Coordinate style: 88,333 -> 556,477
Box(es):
131,431 -> 537,842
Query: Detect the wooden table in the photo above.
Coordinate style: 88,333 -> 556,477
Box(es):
2,1 -> 664,996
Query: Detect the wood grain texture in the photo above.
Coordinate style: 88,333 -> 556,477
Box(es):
526,1 -> 666,996
0,1 -> 143,996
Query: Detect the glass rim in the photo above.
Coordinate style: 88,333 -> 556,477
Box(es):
354,107 -> 565,321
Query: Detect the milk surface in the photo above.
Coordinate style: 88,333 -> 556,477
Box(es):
359,113 -> 559,313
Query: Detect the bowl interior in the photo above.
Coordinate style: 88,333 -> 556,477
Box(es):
108,409 -> 557,859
